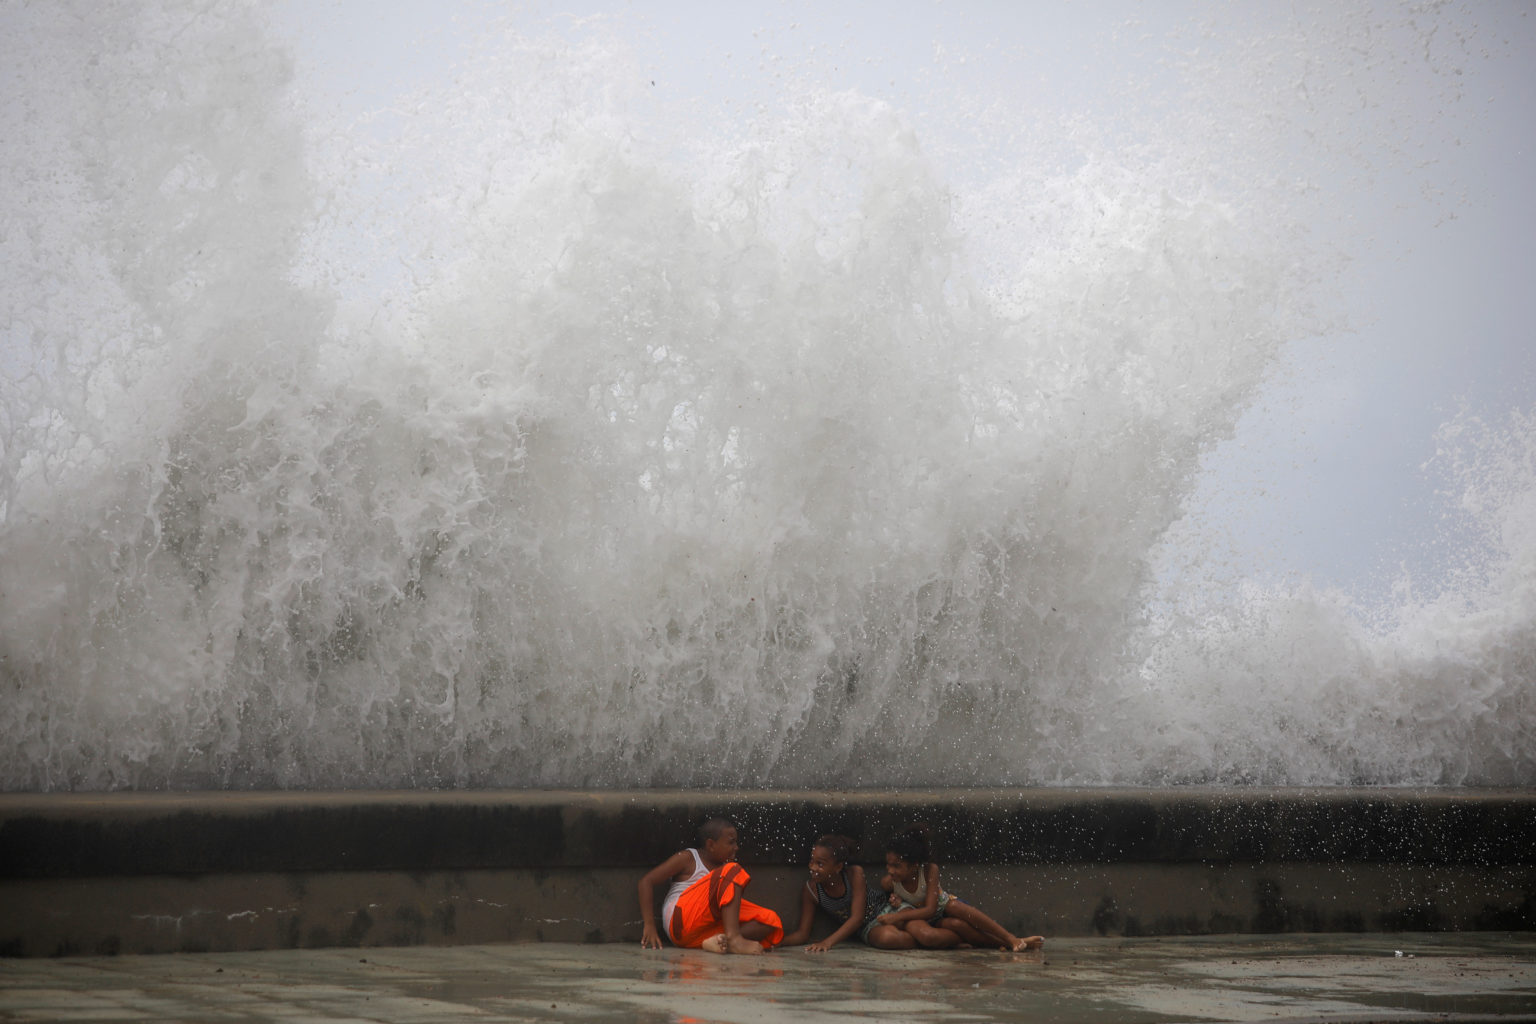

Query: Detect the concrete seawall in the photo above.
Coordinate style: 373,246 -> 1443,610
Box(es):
2,788 -> 1532,956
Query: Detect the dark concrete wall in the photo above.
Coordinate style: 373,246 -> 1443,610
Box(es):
2,788 -> 1532,956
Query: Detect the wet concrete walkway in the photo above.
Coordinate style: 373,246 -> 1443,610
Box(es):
1,933 -> 1532,1023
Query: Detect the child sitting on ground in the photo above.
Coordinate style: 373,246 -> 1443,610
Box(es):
637,816 -> 784,954
866,823 -> 1045,952
780,834 -> 884,952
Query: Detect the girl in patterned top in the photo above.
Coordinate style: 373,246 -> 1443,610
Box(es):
781,834 -> 882,952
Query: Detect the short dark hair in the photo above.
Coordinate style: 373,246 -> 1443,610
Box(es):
697,815 -> 738,845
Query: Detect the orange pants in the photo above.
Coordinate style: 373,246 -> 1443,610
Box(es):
667,863 -> 783,949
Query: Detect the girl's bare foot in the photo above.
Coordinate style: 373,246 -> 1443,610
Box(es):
699,934 -> 729,954
1011,935 -> 1045,951
727,935 -> 765,955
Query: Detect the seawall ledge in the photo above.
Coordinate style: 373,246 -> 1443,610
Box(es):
2,787 -> 1531,955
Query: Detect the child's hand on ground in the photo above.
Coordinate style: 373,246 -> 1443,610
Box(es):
805,940 -> 833,953
640,925 -> 663,949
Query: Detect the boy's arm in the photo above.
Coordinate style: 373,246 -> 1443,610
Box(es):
781,883 -> 818,946
637,851 -> 691,948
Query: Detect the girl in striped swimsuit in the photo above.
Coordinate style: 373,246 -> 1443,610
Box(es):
781,835 -> 883,952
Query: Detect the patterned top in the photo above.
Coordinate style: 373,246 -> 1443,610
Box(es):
808,868 -> 882,924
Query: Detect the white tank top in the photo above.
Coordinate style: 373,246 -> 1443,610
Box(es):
891,871 -> 926,907
661,848 -> 709,930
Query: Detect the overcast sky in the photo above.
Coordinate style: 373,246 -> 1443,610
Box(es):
278,0 -> 1536,610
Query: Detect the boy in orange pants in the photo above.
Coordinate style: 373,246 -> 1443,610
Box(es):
638,817 -> 783,954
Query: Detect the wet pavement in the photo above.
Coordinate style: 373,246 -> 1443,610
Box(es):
0,933 -> 1532,1023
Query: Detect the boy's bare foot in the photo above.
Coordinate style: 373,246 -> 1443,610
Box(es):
698,934 -> 766,955
1011,935 -> 1045,951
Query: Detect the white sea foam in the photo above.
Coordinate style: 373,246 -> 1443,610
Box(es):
0,2 -> 1529,789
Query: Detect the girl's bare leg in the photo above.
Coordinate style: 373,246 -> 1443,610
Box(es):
903,919 -> 962,949
937,916 -> 988,947
866,922 -> 917,949
948,901 -> 1042,951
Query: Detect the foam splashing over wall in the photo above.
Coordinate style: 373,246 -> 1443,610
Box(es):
0,1 -> 1529,789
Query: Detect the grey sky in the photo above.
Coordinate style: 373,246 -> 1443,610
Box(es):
278,0 -> 1536,609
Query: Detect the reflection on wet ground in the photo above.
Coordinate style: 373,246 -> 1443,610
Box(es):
0,933 -> 1532,1023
